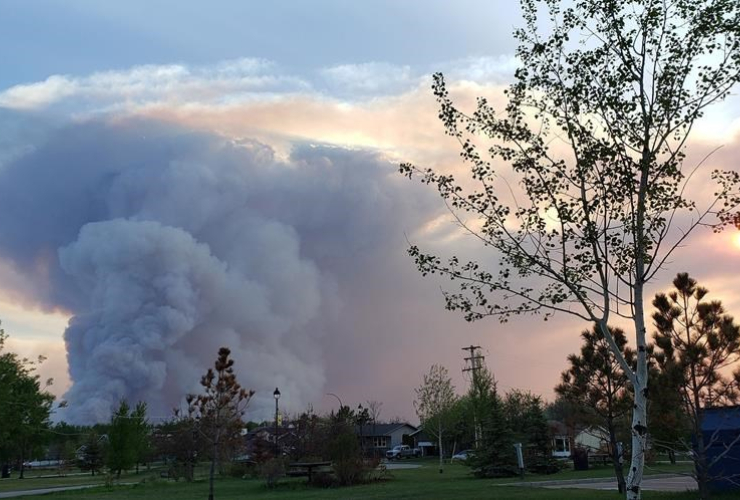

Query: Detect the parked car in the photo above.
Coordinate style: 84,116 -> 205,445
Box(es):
385,445 -> 420,460
451,449 -> 474,462
22,460 -> 62,469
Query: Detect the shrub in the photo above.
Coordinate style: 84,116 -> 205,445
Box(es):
259,458 -> 286,488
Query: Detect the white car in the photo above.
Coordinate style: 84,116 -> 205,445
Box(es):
385,445 -> 420,460
451,450 -> 473,462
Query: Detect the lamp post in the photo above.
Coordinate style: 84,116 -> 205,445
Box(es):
325,392 -> 343,410
273,387 -> 281,456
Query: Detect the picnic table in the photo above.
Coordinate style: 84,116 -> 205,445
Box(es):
287,461 -> 332,482
588,453 -> 612,466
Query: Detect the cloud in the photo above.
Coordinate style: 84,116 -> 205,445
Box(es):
0,59 -> 310,112
319,62 -> 415,97
0,56 -> 517,117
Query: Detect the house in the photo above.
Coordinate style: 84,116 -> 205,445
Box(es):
574,427 -> 611,453
408,428 -> 438,456
244,425 -> 299,457
549,420 -> 572,458
355,423 -> 418,454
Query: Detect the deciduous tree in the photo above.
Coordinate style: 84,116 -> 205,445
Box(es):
401,1 -> 740,497
414,364 -> 457,474
0,325 -> 54,479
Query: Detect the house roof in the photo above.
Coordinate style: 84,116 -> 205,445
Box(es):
356,423 -> 417,437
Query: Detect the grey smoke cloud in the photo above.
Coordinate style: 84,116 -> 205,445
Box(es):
0,116 -> 440,422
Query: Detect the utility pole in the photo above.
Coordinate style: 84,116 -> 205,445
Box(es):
462,345 -> 485,448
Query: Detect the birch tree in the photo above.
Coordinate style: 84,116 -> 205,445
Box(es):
414,364 -> 457,474
400,1 -> 740,498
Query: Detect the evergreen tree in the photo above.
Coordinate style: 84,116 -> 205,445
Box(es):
468,385 -> 515,478
652,273 -> 740,499
556,325 -> 634,492
189,347 -> 253,500
79,432 -> 105,476
107,400 -> 137,478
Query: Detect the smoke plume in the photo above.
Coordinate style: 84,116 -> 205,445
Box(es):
0,117 -> 437,422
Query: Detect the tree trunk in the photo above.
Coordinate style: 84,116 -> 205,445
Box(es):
668,449 -> 676,465
438,423 -> 444,474
608,419 -> 626,494
626,285 -> 649,500
208,441 -> 217,500
694,425 -> 710,500
19,444 -> 25,479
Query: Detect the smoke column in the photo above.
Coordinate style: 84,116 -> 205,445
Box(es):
0,117 -> 436,422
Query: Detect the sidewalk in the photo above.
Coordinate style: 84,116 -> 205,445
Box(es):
500,474 -> 697,492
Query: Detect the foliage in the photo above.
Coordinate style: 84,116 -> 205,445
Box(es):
503,390 -> 550,458
556,325 -> 634,491
291,409 -> 327,461
107,400 -> 149,477
259,457 -> 287,488
188,347 -> 254,500
414,364 -> 457,473
469,385 -> 516,478
154,414 -> 203,482
327,425 -> 364,486
652,273 -> 740,498
78,432 -> 105,476
400,1 -> 740,497
0,324 -> 54,478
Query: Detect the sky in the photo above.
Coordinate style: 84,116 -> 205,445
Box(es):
0,0 -> 739,424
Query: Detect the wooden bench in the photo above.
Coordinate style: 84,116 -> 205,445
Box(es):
588,453 -> 612,466
287,461 -> 332,482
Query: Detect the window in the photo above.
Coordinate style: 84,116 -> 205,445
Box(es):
373,437 -> 388,448
553,437 -> 570,453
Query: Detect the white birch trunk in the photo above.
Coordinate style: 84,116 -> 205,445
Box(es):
626,282 -> 649,500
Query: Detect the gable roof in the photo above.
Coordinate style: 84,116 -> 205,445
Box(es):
356,423 -> 417,437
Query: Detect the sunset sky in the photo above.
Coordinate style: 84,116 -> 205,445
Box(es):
1,0 -> 739,424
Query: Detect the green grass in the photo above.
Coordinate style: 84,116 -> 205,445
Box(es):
0,461 -> 711,500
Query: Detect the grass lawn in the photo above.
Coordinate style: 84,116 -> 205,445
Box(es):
0,461 -> 717,500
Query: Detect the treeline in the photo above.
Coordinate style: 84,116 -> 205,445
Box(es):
0,340 -> 395,494
414,363 -> 554,476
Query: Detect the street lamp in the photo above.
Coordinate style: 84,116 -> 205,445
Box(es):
325,392 -> 343,410
273,387 -> 281,456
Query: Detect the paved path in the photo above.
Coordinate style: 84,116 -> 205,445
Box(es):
538,475 -> 697,492
0,484 -> 103,498
384,463 -> 422,470
0,482 -> 135,498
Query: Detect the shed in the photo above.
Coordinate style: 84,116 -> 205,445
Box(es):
700,406 -> 740,493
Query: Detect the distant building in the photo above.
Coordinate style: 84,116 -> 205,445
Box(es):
355,423 -> 418,454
